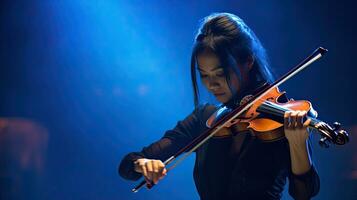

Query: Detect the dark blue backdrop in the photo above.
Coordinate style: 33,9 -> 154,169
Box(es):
0,0 -> 356,199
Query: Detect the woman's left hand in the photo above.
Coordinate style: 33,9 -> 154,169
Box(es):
284,110 -> 311,146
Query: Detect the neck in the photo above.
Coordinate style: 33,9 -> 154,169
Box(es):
223,80 -> 268,109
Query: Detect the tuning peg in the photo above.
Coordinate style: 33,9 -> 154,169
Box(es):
319,137 -> 329,148
336,129 -> 349,145
332,122 -> 341,131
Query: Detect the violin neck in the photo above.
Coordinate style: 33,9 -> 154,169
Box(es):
257,101 -> 321,129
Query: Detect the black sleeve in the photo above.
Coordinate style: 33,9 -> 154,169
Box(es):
118,104 -> 216,181
288,136 -> 320,200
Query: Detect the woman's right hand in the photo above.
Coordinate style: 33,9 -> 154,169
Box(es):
134,158 -> 167,186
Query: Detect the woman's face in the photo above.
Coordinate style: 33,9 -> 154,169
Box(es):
197,52 -> 249,103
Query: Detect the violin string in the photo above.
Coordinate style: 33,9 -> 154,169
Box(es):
261,101 -> 288,116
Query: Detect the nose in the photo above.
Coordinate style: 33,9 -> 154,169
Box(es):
207,76 -> 220,90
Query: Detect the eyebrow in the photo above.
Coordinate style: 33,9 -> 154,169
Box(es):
197,66 -> 223,73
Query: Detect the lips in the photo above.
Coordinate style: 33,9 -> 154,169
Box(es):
214,92 -> 225,96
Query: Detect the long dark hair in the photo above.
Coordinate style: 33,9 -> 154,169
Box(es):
191,13 -> 274,107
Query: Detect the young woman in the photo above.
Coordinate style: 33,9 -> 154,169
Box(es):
119,13 -> 319,200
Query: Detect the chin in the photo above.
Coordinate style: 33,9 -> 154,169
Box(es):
216,96 -> 228,104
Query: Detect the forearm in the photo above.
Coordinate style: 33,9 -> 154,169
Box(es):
288,139 -> 312,175
288,139 -> 320,199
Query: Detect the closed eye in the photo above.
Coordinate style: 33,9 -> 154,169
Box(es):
199,73 -> 225,79
216,73 -> 225,77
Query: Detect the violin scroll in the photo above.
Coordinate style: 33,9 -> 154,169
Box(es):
316,121 -> 349,148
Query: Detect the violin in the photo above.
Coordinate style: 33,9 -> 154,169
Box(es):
207,86 -> 348,147
131,47 -> 349,192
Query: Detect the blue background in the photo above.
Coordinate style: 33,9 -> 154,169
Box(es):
0,0 -> 356,199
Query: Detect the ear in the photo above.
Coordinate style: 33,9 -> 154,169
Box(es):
246,55 -> 255,71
